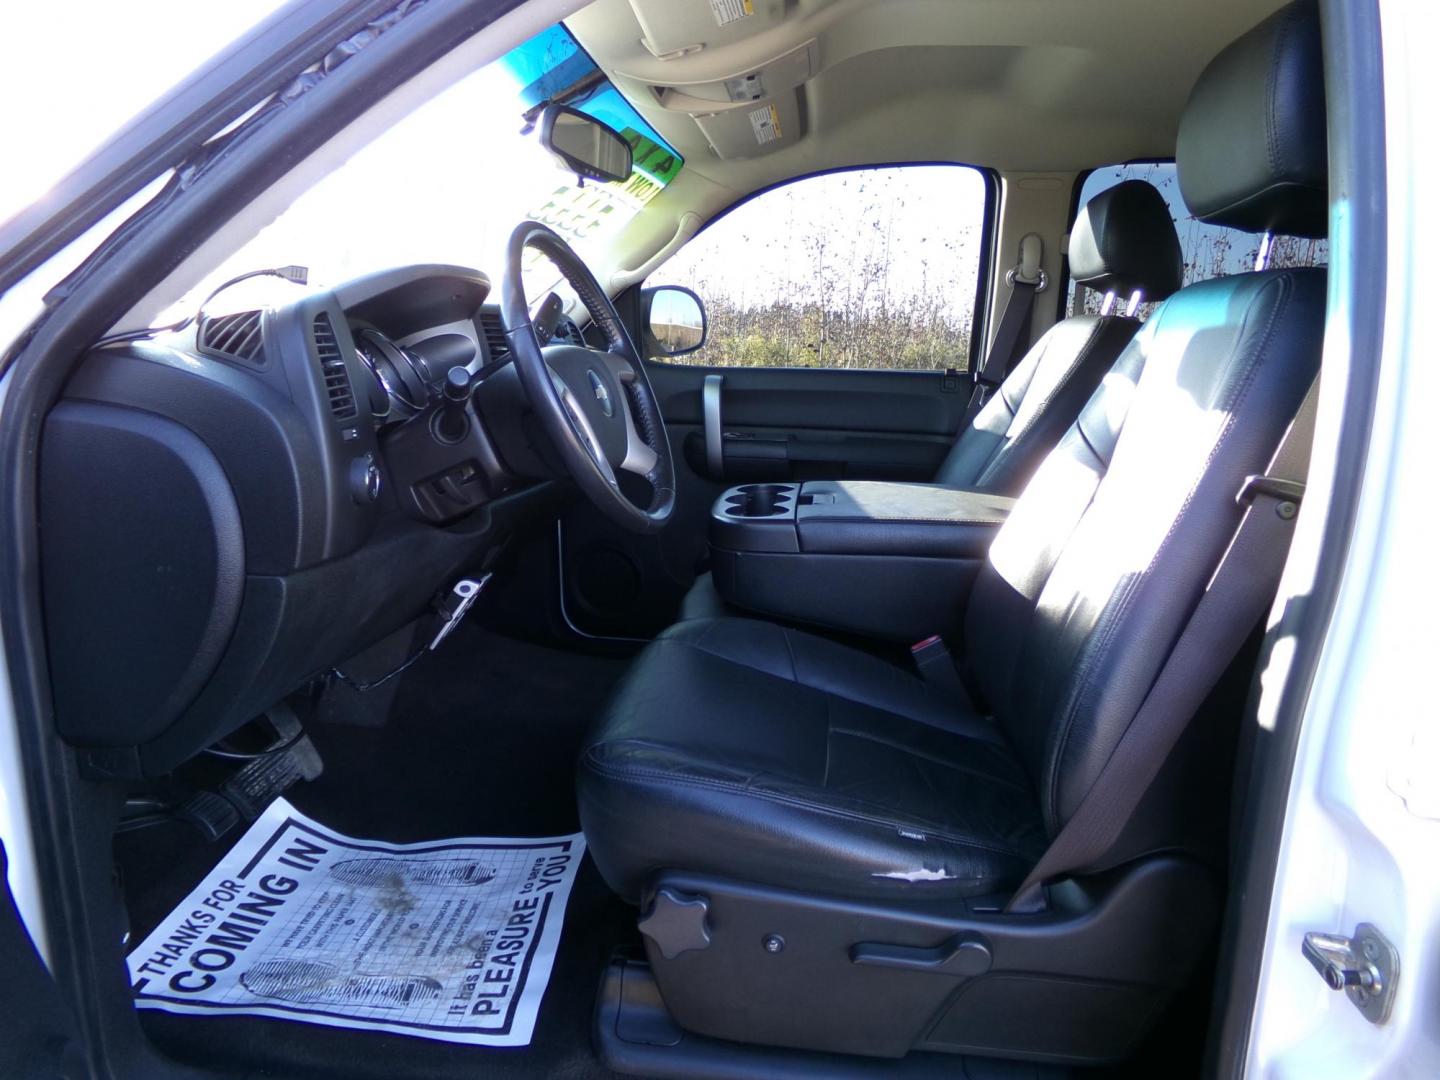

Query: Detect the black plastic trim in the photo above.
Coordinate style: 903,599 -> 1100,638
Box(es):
635,857 -> 1217,1063
595,952 -> 1069,1080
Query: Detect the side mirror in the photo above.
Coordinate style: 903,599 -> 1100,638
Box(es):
641,286 -> 707,357
538,104 -> 632,184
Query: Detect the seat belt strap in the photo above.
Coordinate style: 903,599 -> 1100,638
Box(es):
1006,377 -> 1321,913
963,236 -> 1045,426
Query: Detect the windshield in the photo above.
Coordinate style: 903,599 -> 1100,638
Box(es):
175,23 -> 682,313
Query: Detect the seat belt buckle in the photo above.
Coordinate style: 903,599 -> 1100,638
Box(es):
910,634 -> 946,663
911,635 -> 967,698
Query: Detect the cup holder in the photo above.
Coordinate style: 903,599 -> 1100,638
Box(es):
711,483 -> 800,553
723,483 -> 796,519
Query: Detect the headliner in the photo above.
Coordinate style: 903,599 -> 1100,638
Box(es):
568,0 -> 1287,225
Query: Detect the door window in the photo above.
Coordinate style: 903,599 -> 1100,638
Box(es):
647,164 -> 990,370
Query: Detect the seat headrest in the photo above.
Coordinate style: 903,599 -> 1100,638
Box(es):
1069,179 -> 1183,302
1177,0 -> 1327,238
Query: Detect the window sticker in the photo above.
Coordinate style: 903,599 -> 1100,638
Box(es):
710,0 -> 756,28
749,103 -> 782,146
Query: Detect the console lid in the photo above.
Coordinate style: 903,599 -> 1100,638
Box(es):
796,481 -> 1014,557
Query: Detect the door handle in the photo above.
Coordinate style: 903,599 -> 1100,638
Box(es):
703,374 -> 724,478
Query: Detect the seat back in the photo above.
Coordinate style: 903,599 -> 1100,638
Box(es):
965,0 -> 1327,838
935,180 -> 1182,493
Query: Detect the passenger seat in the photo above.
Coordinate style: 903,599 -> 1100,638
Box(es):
680,179 -> 1182,622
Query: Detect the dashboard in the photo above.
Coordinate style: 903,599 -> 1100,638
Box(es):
39,265 -> 580,777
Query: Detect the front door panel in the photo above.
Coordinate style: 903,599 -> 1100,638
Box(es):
649,362 -> 966,484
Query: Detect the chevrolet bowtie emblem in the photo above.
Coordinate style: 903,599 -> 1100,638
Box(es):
588,370 -> 613,417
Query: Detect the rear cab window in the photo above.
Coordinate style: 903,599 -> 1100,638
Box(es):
647,164 -> 993,370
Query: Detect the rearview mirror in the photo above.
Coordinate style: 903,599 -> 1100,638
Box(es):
538,104 -> 632,184
642,286 -> 707,357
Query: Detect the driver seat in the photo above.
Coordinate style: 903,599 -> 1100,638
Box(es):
579,0 -> 1326,1063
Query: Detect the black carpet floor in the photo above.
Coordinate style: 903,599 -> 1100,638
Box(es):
115,623 -> 634,1080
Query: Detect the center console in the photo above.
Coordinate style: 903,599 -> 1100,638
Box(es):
707,480 -> 1013,640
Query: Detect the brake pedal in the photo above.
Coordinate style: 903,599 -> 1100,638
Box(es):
173,790 -> 240,841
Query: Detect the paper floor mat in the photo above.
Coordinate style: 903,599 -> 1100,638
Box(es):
127,798 -> 584,1046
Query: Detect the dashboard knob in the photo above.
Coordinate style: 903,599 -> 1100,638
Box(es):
435,367 -> 473,442
443,365 -> 471,401
349,453 -> 382,504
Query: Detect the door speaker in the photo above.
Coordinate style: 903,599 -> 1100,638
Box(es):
576,545 -> 643,613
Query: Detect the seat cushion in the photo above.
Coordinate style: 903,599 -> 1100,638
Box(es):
578,617 -> 1047,902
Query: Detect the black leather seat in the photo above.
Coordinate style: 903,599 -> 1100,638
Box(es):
580,617 -> 1048,901
582,1 -> 1326,1058
933,178 -> 1181,492
679,181 -> 1182,622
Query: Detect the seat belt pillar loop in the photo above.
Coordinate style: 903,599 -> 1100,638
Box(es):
1017,232 -> 1043,283
963,240 -> 1045,428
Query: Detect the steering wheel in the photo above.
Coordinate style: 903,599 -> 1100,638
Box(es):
500,222 -> 676,534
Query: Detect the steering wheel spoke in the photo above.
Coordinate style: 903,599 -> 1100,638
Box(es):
602,353 -> 660,478
549,368 -> 618,487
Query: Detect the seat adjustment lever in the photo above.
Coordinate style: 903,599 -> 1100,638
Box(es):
850,933 -> 992,977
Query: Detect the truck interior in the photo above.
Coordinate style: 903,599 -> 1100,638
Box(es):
0,0 -> 1388,1077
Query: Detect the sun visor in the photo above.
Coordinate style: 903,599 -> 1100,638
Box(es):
647,39 -> 817,109
624,38 -> 814,160
690,93 -> 801,158
628,0 -> 787,60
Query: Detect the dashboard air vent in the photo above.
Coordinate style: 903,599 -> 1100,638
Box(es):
479,311 -> 510,364
198,310 -> 265,365
312,312 -> 357,422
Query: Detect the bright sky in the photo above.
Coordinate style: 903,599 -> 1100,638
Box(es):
0,2 -> 637,317
653,166 -> 988,321
0,1 -> 289,226
210,63 -> 569,282
0,2 -> 993,327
